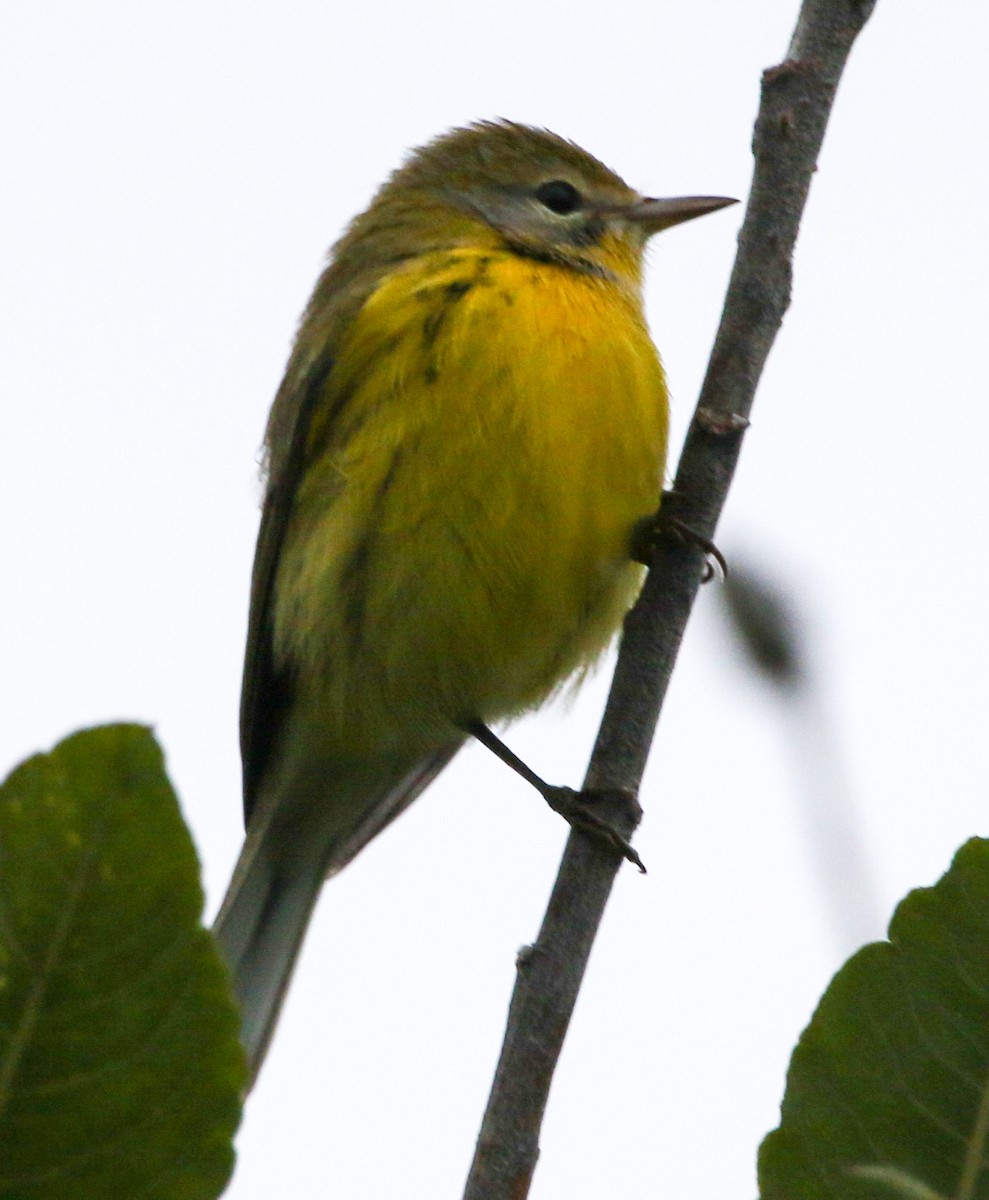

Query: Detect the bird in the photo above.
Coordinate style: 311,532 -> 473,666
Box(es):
212,119 -> 734,1083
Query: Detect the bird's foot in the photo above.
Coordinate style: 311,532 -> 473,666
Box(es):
631,499 -> 727,583
464,721 -> 645,873
541,785 -> 646,873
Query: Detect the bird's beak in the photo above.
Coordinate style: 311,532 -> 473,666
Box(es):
625,194 -> 738,235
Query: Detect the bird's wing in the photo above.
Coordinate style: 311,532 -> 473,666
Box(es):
239,351 -> 335,820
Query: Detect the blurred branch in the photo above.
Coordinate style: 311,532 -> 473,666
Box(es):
462,1 -> 878,1196
720,561 -> 883,949
722,565 -> 805,690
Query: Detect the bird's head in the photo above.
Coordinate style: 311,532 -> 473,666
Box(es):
333,120 -> 735,289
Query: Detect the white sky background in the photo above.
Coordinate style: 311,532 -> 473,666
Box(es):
2,1 -> 987,1196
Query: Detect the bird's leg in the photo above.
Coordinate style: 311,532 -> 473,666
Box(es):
631,490 -> 727,582
463,720 -> 646,873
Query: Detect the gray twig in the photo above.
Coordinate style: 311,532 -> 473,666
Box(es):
461,1 -> 878,1196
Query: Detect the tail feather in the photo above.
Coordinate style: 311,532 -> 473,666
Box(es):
213,821 -> 327,1083
213,744 -> 461,1084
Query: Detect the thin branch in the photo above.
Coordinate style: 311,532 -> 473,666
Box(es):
461,1 -> 878,1196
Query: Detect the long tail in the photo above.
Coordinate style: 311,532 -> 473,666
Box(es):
212,746 -> 459,1085
212,812 -> 327,1085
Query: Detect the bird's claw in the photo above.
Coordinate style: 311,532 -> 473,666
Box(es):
541,785 -> 646,873
631,507 -> 727,583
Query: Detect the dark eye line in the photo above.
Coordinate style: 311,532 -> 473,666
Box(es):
534,179 -> 583,216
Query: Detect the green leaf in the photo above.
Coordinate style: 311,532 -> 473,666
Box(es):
0,725 -> 245,1199
759,837 -> 989,1200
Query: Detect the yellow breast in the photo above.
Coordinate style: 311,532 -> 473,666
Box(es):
273,247 -> 668,755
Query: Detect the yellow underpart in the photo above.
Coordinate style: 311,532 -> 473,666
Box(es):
272,246 -> 668,757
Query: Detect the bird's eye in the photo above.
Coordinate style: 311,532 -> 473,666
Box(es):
534,180 -> 582,215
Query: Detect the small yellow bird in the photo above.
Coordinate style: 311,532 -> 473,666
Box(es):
214,120 -> 733,1080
